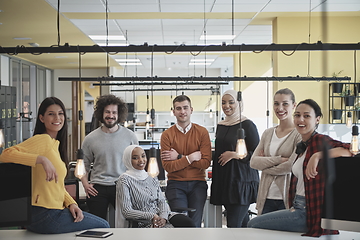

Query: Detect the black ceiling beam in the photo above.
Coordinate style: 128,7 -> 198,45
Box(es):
59,76 -> 350,82
111,87 -> 220,92
2,42 -> 360,54
92,82 -> 228,86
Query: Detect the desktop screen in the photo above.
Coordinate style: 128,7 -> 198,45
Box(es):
0,163 -> 32,228
321,156 -> 360,232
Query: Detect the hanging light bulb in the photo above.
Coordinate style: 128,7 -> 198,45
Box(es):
170,107 -> 174,116
146,109 -> 150,122
350,125 -> 359,155
346,111 -> 353,128
147,147 -> 159,178
209,109 -> 213,118
0,119 -> 5,148
74,149 -> 86,179
146,122 -> 150,130
124,121 -> 128,128
235,128 -> 247,159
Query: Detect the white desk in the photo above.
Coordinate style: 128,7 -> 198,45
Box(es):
1,228 -> 359,240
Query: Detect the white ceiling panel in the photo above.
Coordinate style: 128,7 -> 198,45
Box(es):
109,4 -> 160,12
160,4 -> 214,13
206,19 -> 251,26
312,4 -> 360,12
211,3 -> 269,12
161,19 -> 205,26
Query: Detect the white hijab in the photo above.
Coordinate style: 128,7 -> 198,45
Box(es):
218,89 -> 248,126
122,145 -> 149,181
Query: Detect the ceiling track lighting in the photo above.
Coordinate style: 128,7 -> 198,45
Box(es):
91,82 -> 228,86
110,87 -> 220,93
59,76 -> 350,82
2,42 -> 360,54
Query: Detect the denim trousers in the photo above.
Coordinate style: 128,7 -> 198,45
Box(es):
247,195 -> 307,233
224,204 -> 250,228
26,206 -> 110,234
165,180 -> 208,228
262,199 -> 286,215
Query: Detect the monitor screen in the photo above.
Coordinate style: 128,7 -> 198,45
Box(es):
0,163 -> 32,228
321,156 -> 360,232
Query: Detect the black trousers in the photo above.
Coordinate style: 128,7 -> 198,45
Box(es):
86,184 -> 116,220
169,214 -> 196,228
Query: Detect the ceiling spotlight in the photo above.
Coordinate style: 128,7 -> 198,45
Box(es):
13,37 -> 32,40
28,43 -> 39,47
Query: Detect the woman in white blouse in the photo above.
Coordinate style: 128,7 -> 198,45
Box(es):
115,145 -> 195,228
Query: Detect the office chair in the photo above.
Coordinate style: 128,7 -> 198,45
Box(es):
65,162 -> 79,203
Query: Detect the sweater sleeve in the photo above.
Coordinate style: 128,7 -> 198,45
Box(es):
250,128 -> 283,170
160,128 -> 191,173
189,127 -> 212,170
261,131 -> 301,175
0,135 -> 43,167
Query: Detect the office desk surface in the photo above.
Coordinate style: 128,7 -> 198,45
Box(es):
1,228 -> 359,240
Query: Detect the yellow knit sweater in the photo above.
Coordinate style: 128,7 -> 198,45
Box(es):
0,134 -> 76,209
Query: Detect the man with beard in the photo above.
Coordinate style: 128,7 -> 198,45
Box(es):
80,94 -> 138,223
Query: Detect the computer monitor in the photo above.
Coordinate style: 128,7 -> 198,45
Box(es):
0,163 -> 32,228
321,156 -> 360,232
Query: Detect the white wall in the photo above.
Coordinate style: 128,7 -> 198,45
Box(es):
0,56 -> 10,86
53,69 -> 107,109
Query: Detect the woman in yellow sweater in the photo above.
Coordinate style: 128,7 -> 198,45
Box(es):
0,97 -> 109,234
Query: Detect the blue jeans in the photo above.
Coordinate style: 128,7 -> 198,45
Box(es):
27,206 -> 110,234
224,204 -> 250,228
247,195 -> 307,233
165,180 -> 208,228
262,199 -> 286,215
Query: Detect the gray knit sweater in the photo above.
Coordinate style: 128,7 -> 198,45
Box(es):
250,127 -> 301,215
82,125 -> 138,186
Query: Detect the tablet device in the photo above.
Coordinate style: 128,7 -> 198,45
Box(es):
76,230 -> 113,238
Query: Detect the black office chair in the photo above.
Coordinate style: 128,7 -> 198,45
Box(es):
65,162 -> 79,203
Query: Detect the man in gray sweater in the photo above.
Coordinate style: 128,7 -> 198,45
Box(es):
80,94 -> 138,222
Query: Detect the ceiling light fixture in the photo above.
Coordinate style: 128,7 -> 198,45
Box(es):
115,59 -> 141,62
200,35 -> 236,40
28,43 -> 39,47
89,35 -> 125,40
118,62 -> 142,66
58,76 -> 351,82
13,37 -> 32,40
2,42 -> 360,54
97,42 -> 128,46
189,62 -> 212,65
190,59 -> 215,62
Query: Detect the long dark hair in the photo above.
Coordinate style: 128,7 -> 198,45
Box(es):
33,97 -> 68,166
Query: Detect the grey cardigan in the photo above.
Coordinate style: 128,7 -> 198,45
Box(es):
250,127 -> 301,215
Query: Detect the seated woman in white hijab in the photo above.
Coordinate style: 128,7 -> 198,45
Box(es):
116,145 -> 195,228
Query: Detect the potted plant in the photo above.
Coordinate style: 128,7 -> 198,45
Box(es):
332,109 -> 343,120
331,71 -> 344,93
332,82 -> 344,93
340,87 -> 355,106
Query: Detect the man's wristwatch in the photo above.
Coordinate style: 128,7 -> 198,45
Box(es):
177,154 -> 182,159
